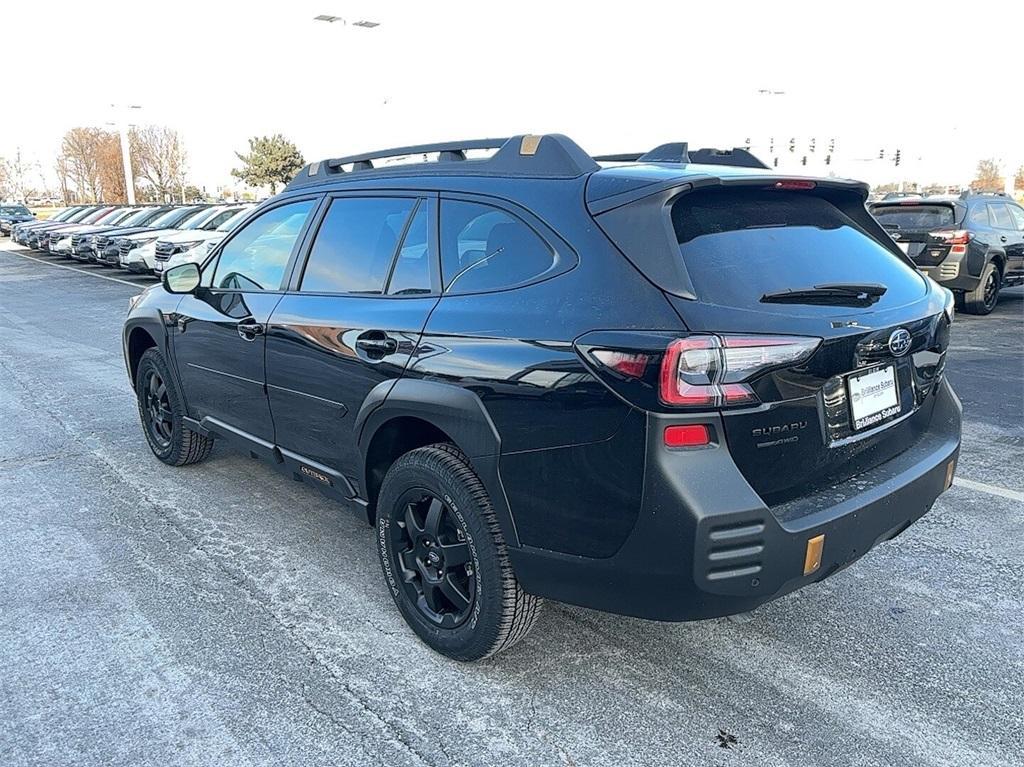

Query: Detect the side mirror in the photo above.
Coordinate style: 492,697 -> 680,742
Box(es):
32,212 -> 37,217
162,262 -> 201,294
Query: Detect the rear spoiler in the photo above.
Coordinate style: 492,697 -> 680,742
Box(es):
590,177 -> 912,301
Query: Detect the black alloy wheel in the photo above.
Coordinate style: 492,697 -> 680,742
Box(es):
390,490 -> 476,628
982,267 -> 1000,312
143,369 -> 174,448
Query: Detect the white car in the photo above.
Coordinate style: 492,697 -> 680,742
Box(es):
154,205 -> 254,274
120,205 -> 246,273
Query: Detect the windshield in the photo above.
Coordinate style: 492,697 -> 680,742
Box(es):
872,204 -> 957,230
178,208 -> 218,230
215,207 -> 252,232
66,207 -> 100,223
672,189 -> 925,310
117,208 -> 157,227
0,206 -> 31,216
95,208 -> 129,224
149,207 -> 197,229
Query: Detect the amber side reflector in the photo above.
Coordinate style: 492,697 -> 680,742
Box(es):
520,135 -> 541,155
803,534 -> 825,576
945,460 -> 956,490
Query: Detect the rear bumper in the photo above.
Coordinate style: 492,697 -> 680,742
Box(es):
916,255 -> 978,292
509,378 -> 961,621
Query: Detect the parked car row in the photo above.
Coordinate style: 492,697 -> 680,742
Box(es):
4,202 -> 254,276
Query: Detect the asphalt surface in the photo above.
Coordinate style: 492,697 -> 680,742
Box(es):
1,245 -> 1022,767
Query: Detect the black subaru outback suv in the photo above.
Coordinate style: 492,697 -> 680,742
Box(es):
124,135 -> 961,660
870,192 -> 1024,315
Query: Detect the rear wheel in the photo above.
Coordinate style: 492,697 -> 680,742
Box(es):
376,444 -> 542,661
963,261 -> 1001,315
134,348 -> 214,466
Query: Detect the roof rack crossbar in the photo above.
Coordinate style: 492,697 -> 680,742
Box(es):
639,143 -> 690,163
324,138 -> 508,170
287,135 -> 600,190
593,153 -> 645,162
595,143 -> 769,170
686,147 -> 769,169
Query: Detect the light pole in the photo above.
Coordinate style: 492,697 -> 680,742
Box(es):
313,14 -> 380,27
110,104 -> 142,205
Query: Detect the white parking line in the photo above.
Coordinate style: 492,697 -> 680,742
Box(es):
954,477 -> 1024,503
1,247 -> 146,290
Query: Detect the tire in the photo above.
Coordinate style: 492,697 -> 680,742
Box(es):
134,347 -> 214,466
963,260 -> 1001,315
376,444 -> 542,661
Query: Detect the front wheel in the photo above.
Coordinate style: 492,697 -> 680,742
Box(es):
134,348 -> 214,466
963,261 -> 1001,315
376,444 -> 542,661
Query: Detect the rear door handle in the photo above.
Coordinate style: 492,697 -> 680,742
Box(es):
355,332 -> 398,358
237,320 -> 265,341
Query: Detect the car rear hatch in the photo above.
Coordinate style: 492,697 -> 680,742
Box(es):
870,200 -> 964,267
590,175 -> 952,508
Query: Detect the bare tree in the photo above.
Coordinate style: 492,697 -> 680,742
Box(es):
5,149 -> 31,202
96,132 -> 128,203
0,157 -> 11,200
971,159 -> 1004,192
131,126 -> 188,202
1014,166 -> 1024,192
53,154 -> 73,205
61,128 -> 106,202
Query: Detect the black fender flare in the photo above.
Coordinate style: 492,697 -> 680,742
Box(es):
123,310 -> 171,384
355,378 -> 519,547
986,249 -> 1006,277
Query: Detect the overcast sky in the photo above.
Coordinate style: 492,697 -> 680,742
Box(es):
2,0 -> 1021,192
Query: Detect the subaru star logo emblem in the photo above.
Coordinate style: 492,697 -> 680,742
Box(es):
888,328 -> 912,357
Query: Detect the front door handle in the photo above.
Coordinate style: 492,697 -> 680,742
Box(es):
1000,235 -> 1008,242
355,332 -> 398,358
237,320 -> 265,341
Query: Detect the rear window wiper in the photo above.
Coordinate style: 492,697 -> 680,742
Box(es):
761,283 -> 887,305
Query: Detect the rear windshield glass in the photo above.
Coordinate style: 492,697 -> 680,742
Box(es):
672,190 -> 925,308
871,204 -> 956,230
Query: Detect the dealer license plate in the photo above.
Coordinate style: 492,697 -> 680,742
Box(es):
847,365 -> 900,431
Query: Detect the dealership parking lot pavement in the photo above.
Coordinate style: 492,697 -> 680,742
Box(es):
1,246 -> 1022,767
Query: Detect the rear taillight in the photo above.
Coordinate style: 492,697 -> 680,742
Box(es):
659,334 -> 820,408
590,349 -> 650,379
929,229 -> 971,245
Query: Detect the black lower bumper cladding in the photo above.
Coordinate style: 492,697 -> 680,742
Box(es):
508,379 -> 961,621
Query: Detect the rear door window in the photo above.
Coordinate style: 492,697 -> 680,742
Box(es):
386,202 -> 435,295
672,189 -> 926,309
299,197 -> 417,294
872,204 -> 955,230
988,203 -> 1014,230
1007,205 -> 1024,231
440,200 -> 557,294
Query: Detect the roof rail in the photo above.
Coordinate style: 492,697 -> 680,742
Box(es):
959,189 -> 1008,199
286,134 -> 600,190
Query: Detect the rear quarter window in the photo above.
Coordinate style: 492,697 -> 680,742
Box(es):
440,200 -> 564,294
672,190 -> 926,309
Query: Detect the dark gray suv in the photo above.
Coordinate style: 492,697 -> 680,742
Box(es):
871,192 -> 1024,315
